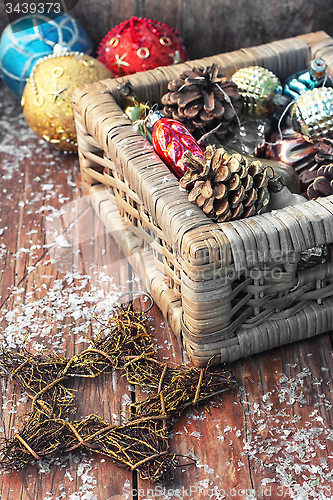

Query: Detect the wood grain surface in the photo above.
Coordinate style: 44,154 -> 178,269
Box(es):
1,0 -> 333,59
1,75 -> 333,499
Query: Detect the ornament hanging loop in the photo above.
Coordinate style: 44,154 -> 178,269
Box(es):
265,165 -> 275,179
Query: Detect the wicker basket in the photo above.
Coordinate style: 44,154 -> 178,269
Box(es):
73,31 -> 333,367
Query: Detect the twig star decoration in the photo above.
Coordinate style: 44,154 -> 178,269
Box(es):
0,295 -> 237,483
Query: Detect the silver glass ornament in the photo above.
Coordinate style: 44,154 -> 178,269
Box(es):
291,87 -> 333,139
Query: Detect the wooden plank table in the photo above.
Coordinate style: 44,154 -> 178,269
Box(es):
1,81 -> 333,500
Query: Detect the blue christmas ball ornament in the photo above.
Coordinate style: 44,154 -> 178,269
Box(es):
0,13 -> 93,97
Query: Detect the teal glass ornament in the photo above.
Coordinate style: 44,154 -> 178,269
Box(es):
0,13 -> 93,97
284,58 -> 332,100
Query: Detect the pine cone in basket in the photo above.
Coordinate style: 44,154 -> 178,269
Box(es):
313,137 -> 333,167
161,64 -> 242,137
307,164 -> 333,199
180,145 -> 270,222
298,137 -> 333,191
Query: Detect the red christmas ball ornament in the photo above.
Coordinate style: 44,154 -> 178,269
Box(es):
97,17 -> 188,77
147,111 -> 204,179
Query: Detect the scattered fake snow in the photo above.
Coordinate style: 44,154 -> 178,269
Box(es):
0,271 -> 121,351
1,84 -> 333,500
154,364 -> 333,500
39,456 -> 98,500
3,274 -> 332,500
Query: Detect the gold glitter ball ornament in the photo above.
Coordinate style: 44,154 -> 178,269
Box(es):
21,51 -> 112,152
231,66 -> 284,117
290,87 -> 333,140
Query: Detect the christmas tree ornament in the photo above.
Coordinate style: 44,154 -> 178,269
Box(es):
267,173 -> 328,268
290,87 -> 333,139
231,66 -> 287,118
264,127 -> 316,172
225,117 -> 271,155
146,110 -> 204,179
117,81 -> 152,141
161,63 -> 242,138
0,13 -> 92,97
266,176 -> 306,211
259,157 -> 301,195
298,245 -> 328,270
284,58 -> 332,100
179,145 -> 270,222
97,17 -> 188,77
21,51 -> 112,153
307,164 -> 333,199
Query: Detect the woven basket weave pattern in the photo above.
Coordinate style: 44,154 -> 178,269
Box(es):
73,31 -> 333,367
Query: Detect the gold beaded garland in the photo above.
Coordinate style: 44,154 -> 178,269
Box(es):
21,50 -> 112,153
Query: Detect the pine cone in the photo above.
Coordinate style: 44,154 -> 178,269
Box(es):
299,137 -> 333,192
161,64 -> 242,137
307,164 -> 333,199
313,137 -> 333,166
180,145 -> 270,222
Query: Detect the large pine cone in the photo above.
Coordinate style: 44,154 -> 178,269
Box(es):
307,164 -> 333,199
161,64 -> 242,137
313,137 -> 333,166
180,145 -> 270,222
300,137 -> 333,192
